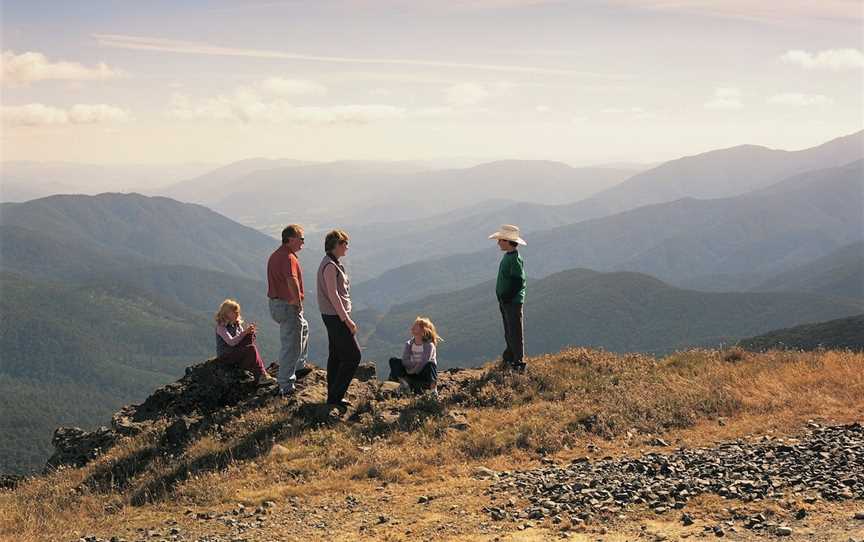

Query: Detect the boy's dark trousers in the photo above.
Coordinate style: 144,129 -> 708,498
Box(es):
322,314 -> 362,404
499,301 -> 525,368
388,358 -> 437,393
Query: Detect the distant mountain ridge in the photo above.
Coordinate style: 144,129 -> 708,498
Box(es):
739,314 -> 864,352
754,241 -> 864,300
569,130 -> 864,219
354,160 -> 864,308
0,193 -> 278,280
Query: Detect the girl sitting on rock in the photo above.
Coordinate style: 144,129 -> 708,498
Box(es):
215,299 -> 275,385
388,316 -> 440,396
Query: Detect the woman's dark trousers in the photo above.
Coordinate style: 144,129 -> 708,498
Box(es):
322,314 -> 362,404
388,358 -> 438,393
499,301 -> 525,369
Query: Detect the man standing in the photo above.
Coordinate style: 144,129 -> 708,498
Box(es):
268,224 -> 309,396
489,224 -> 527,371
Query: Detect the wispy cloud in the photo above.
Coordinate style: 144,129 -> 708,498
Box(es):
605,0 -> 862,23
1,50 -> 125,86
93,34 -> 631,79
2,103 -> 131,126
780,49 -> 864,70
445,83 -> 490,106
767,93 -> 833,107
258,77 -> 328,96
169,88 -> 404,124
704,87 -> 743,110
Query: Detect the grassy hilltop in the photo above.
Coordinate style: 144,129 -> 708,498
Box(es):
2,346 -> 862,541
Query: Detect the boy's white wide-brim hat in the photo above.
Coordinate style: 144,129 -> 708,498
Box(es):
488,224 -> 526,245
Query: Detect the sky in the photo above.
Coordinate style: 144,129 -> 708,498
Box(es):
2,0 -> 863,166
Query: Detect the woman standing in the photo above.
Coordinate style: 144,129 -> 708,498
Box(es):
317,229 -> 361,407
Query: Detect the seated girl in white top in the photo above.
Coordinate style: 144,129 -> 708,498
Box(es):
387,316 -> 440,395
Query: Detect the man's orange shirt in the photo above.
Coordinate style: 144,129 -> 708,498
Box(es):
267,245 -> 305,304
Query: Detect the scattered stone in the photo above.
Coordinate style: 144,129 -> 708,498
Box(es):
473,466 -> 499,480
681,513 -> 694,526
486,423 -> 864,527
775,526 -> 793,536
854,512 -> 864,520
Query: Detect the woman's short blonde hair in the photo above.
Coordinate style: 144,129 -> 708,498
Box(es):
413,316 -> 442,344
215,299 -> 244,325
325,229 -> 350,253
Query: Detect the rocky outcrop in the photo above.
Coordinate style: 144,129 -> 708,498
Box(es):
47,358 -> 281,471
45,356 -> 471,473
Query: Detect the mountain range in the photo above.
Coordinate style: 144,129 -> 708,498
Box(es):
353,159 -> 864,308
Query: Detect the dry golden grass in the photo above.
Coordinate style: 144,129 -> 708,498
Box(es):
2,348 -> 862,541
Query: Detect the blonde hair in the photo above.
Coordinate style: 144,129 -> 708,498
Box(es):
413,316 -> 442,344
215,299 -> 244,326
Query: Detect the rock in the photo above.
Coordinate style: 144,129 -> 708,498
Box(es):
354,363 -> 377,382
854,512 -> 864,520
46,426 -> 117,469
164,416 -> 201,448
473,466 -> 499,480
379,381 -> 401,394
795,508 -> 806,520
446,411 -> 470,430
650,438 -> 670,447
681,513 -> 694,526
269,444 -> 291,457
775,526 -> 793,536
418,495 -> 429,504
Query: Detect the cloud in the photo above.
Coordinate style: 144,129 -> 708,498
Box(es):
169,90 -> 404,124
445,83 -> 490,106
766,93 -> 832,107
258,77 -> 327,96
2,103 -> 131,126
780,49 -> 864,70
704,87 -> 743,110
600,106 -> 644,114
605,1 -> 861,23
93,34 -> 631,79
1,50 -> 125,86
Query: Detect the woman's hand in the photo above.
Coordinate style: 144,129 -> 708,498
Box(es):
346,318 -> 358,335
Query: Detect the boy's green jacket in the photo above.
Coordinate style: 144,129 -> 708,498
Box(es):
496,250 -> 526,304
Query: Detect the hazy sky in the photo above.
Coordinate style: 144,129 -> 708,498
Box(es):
2,0 -> 863,165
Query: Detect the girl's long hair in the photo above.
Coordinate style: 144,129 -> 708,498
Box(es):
215,299 -> 244,326
414,316 -> 442,344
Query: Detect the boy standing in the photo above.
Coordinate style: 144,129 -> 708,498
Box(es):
489,224 -> 527,371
